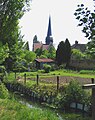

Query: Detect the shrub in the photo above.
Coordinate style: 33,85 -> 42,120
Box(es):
43,64 -> 51,73
57,80 -> 91,110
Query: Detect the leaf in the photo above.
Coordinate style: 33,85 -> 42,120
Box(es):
91,13 -> 95,18
83,18 -> 87,23
81,4 -> 84,7
78,23 -> 83,26
76,8 -> 82,12
76,16 -> 80,20
74,12 -> 77,16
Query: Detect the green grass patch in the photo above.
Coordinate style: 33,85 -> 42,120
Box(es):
0,98 -> 59,120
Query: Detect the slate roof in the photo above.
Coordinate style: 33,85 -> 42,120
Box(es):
71,41 -> 86,52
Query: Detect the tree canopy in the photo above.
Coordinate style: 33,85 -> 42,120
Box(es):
74,2 -> 95,40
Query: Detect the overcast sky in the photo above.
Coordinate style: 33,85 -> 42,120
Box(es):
19,0 -> 94,50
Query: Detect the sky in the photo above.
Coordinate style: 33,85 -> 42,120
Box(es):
19,0 -> 94,50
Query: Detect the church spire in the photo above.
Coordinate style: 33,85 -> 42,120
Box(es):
47,16 -> 52,36
45,16 -> 53,45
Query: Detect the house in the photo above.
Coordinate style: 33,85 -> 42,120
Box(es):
35,58 -> 54,69
71,41 -> 86,52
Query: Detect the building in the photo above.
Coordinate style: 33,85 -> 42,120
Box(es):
35,58 -> 54,69
32,16 -> 53,51
71,41 -> 86,52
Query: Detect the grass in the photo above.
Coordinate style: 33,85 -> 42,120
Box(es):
0,98 -> 59,120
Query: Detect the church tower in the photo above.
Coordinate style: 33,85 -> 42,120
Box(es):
45,16 -> 53,45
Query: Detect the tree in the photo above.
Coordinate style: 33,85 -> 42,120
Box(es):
33,35 -> 39,43
0,42 -> 9,64
35,48 -> 43,57
0,0 -> 31,45
56,41 -> 65,65
85,39 -> 95,59
24,50 -> 36,63
74,3 -> 95,40
48,45 -> 56,59
0,0 -> 31,71
65,38 -> 71,68
74,2 -> 95,58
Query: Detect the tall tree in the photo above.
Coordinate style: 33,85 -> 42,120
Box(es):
65,38 -> 71,68
0,0 -> 31,71
0,0 -> 31,45
56,41 -> 65,65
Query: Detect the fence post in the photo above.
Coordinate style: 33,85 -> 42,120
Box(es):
37,74 -> 39,85
91,78 -> 94,84
24,73 -> 26,84
57,76 -> 59,91
15,72 -> 16,80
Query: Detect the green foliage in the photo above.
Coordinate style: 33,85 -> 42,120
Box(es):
43,64 -> 51,73
0,66 -> 6,73
56,39 -> 71,66
79,70 -> 95,74
0,99 -> 59,120
40,55 -> 47,58
23,41 -> 29,50
64,38 -> 71,67
24,50 -> 36,63
35,48 -> 43,57
48,45 -> 56,59
74,3 -> 95,40
0,42 -> 9,64
57,80 -> 91,109
0,0 -> 30,44
0,83 -> 9,99
63,113 -> 91,120
56,41 -> 65,65
85,39 -> 95,59
72,49 -> 86,60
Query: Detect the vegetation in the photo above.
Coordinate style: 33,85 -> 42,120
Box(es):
56,39 -> 71,66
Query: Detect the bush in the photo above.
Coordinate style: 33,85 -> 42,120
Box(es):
43,64 -> 51,73
57,80 -> 91,110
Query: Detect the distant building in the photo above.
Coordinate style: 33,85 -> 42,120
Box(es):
71,41 -> 86,52
32,16 -> 53,51
35,58 -> 54,69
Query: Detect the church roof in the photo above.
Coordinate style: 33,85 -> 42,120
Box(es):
33,43 -> 49,51
47,16 -> 52,36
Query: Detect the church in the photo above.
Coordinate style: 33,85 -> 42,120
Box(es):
32,16 -> 53,51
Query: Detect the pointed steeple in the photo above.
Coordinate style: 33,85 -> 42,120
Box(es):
47,16 -> 52,36
45,16 -> 53,45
